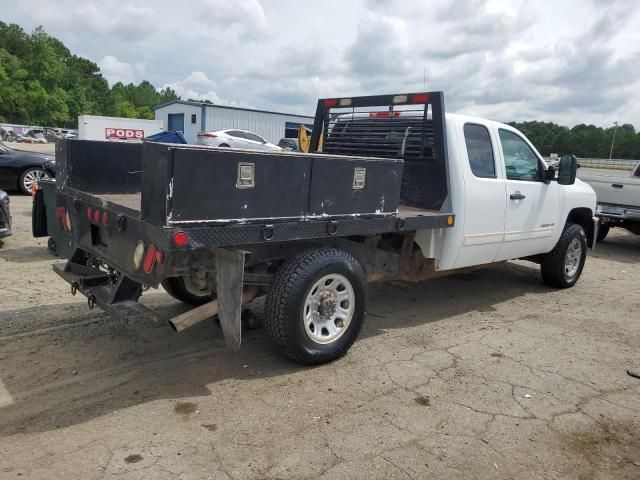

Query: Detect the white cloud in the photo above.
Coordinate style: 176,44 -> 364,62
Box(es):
5,0 -> 640,128
97,56 -> 138,85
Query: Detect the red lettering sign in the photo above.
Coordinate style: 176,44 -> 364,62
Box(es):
105,128 -> 145,140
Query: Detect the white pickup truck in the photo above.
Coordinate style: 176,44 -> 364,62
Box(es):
578,163 -> 640,241
40,91 -> 598,364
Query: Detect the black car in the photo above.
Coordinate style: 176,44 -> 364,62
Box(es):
0,189 -> 11,240
0,142 -> 56,194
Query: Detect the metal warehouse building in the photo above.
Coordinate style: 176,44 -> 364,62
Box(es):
153,100 -> 314,144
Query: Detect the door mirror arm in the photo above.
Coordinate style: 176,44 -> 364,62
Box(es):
543,165 -> 556,184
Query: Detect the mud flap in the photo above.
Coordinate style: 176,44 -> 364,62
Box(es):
214,247 -> 245,351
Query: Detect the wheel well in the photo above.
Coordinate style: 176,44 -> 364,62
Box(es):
566,208 -> 594,247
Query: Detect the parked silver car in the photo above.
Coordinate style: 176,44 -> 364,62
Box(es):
196,129 -> 282,151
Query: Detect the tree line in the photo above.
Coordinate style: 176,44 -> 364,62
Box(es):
509,121 -> 639,160
0,22 -> 178,127
1,23 -> 639,159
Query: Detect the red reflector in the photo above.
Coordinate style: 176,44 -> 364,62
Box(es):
87,207 -> 92,220
55,207 -> 63,218
101,212 -> 108,225
323,98 -> 337,108
368,111 -> 401,118
411,93 -> 430,104
155,249 -> 164,264
93,210 -> 100,222
173,231 -> 189,247
143,245 -> 157,273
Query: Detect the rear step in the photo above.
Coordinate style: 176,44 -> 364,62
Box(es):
53,252 -> 157,322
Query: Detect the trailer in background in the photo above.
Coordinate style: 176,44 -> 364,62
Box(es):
78,115 -> 164,142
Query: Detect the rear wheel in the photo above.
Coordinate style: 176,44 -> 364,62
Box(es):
264,248 -> 367,365
596,225 -> 610,243
19,167 -> 49,194
161,276 -> 216,306
541,223 -> 587,288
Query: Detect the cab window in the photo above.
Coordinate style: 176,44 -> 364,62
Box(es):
498,129 -> 542,181
463,123 -> 496,178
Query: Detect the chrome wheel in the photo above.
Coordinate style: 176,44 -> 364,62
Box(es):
564,238 -> 582,278
303,273 -> 355,345
22,168 -> 49,193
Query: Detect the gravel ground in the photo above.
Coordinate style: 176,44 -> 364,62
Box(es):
0,193 -> 639,479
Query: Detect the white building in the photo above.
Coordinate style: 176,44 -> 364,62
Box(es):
153,100 -> 314,144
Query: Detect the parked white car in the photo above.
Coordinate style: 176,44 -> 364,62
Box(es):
196,129 -> 282,151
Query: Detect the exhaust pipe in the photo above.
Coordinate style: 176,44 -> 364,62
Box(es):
169,287 -> 259,333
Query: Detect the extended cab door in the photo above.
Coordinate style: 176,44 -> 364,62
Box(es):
495,128 -> 560,261
453,121 -> 507,268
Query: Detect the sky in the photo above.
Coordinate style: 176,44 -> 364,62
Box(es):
2,0 -> 640,128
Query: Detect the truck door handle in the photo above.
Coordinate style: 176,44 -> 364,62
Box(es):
611,184 -> 623,189
510,192 -> 526,200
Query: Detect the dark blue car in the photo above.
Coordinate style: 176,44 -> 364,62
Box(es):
0,143 -> 56,194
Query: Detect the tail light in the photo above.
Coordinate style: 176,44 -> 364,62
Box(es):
323,98 -> 337,108
173,231 -> 189,247
369,111 -> 401,118
101,212 -> 108,225
411,93 -> 430,104
133,241 -> 145,269
87,207 -> 93,220
56,206 -> 71,232
142,245 -> 157,273
198,132 -> 217,138
93,210 -> 100,222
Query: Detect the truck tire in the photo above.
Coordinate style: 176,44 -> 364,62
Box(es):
161,276 -> 216,306
265,248 -> 367,365
596,225 -> 609,243
541,223 -> 587,288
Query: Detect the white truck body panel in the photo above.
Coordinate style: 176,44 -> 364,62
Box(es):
78,115 -> 164,141
419,113 -> 597,270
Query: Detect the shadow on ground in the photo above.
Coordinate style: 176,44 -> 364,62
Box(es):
0,261 -> 559,437
0,245 -> 53,263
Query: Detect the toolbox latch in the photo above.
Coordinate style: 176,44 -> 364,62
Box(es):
236,162 -> 255,189
353,167 -> 366,189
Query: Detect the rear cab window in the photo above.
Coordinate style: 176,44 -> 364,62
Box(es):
463,123 -> 496,178
498,129 -> 542,181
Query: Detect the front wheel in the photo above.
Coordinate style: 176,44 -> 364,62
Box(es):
264,248 -> 367,365
19,167 -> 50,194
161,276 -> 216,305
541,223 -> 587,288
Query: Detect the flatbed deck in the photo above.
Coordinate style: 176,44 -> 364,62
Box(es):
93,192 -> 447,226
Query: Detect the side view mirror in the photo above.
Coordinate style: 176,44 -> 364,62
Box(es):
558,154 -> 577,185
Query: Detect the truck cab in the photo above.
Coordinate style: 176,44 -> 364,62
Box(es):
438,114 -> 596,270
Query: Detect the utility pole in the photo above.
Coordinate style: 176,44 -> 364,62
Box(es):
609,121 -> 618,160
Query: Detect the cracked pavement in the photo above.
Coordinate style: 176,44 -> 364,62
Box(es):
1,194 -> 639,479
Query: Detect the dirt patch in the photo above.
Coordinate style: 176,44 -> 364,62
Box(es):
415,396 -> 431,406
562,420 -> 640,477
174,402 -> 197,415
124,454 -> 143,464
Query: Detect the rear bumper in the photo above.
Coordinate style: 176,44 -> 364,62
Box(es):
596,203 -> 640,222
53,256 -> 156,321
0,226 -> 11,239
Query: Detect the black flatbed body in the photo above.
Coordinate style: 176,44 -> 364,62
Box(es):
45,91 -> 455,294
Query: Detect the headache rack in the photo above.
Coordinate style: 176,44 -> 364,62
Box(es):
309,92 -> 450,212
